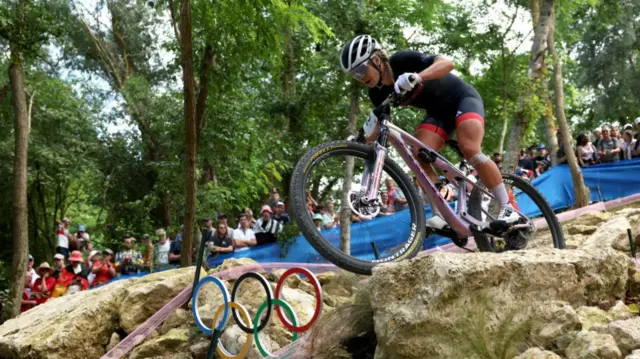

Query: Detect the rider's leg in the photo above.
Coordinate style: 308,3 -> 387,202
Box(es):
455,111 -> 519,224
414,122 -> 449,229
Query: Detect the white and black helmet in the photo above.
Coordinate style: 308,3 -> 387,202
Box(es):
340,35 -> 381,73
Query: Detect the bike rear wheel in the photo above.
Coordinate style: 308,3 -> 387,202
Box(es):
468,172 -> 565,252
290,141 -> 425,275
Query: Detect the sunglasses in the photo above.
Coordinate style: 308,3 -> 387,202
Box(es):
350,60 -> 369,79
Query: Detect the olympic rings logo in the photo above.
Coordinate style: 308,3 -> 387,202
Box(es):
191,267 -> 323,359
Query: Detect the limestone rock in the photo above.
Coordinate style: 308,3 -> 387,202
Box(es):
616,208 -> 640,217
316,271 -> 338,285
189,339 -> 210,359
160,308 -> 189,334
119,267 -> 204,333
566,331 -> 622,359
209,258 -> 260,274
609,301 -> 634,321
531,302 -> 581,348
129,328 -> 190,359
583,215 -> 632,251
626,349 -> 640,359
219,324 -> 270,359
629,271 -> 640,300
370,248 -> 631,359
577,306 -> 613,331
572,211 -> 612,227
514,348 -> 562,359
592,317 -> 640,356
564,234 -> 589,249
0,279 -> 130,359
566,224 -> 598,235
556,331 -> 579,355
106,332 -> 121,352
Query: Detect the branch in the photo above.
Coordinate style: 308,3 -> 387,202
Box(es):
195,43 -> 216,144
502,5 -> 519,42
79,18 -> 123,88
168,0 -> 182,48
26,90 -> 36,131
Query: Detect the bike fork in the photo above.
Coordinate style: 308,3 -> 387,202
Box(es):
362,142 -> 388,202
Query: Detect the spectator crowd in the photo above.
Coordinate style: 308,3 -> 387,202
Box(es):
19,119 -> 640,314
495,119 -> 640,181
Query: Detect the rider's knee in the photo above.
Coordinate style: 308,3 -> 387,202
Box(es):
467,152 -> 491,167
457,140 -> 481,158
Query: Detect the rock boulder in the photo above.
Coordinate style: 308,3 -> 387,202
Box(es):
370,248 -> 632,359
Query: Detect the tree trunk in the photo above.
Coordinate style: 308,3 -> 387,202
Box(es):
503,0 -> 554,169
180,0 -> 196,267
498,50 -> 509,155
547,6 -> 589,207
6,49 -> 30,320
339,82 -> 360,254
543,97 -> 559,165
282,1 -> 297,213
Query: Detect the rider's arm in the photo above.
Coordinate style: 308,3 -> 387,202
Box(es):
417,56 -> 454,82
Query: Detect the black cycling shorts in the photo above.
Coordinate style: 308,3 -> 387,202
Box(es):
416,96 -> 485,140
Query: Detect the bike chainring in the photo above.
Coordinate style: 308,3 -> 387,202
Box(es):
348,191 -> 381,219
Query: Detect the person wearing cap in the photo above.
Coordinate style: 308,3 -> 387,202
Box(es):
27,254 -> 39,286
152,228 -> 172,271
53,250 -> 89,297
91,249 -> 116,287
55,217 -> 72,259
52,253 -> 65,280
272,202 -> 291,224
313,213 -> 323,231
233,214 -> 257,250
115,237 -> 143,275
32,262 -> 57,305
74,225 -> 91,252
536,144 -> 550,164
253,205 -> 283,245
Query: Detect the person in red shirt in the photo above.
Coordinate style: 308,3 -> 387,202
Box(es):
21,273 -> 37,313
91,248 -> 116,287
31,262 -> 57,305
52,250 -> 89,298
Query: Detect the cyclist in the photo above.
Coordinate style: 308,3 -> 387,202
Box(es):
340,34 -> 519,229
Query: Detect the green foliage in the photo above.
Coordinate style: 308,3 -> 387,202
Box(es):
275,221 -> 301,257
0,0 -> 636,288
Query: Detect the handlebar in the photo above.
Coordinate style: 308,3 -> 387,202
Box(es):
375,74 -> 420,111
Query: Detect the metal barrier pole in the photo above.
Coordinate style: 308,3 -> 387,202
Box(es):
191,227 -> 209,298
628,228 -> 637,258
371,242 -> 380,260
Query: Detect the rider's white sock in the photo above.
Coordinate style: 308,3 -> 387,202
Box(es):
490,183 -> 511,208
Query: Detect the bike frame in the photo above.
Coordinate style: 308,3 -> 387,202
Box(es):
361,118 -> 497,238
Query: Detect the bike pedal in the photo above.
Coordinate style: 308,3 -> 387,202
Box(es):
489,220 -> 510,232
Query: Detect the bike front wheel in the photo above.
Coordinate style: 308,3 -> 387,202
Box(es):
468,172 -> 565,252
290,141 -> 425,275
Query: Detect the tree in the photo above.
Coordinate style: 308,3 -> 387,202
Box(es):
179,0 -> 196,267
0,0 -> 68,319
547,6 -> 589,207
503,0 -> 555,169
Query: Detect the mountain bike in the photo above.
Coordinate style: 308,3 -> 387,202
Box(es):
290,87 -> 565,275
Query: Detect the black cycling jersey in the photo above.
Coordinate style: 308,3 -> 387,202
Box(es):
368,50 -> 481,119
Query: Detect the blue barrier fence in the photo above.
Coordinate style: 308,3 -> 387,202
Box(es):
205,158 -> 640,267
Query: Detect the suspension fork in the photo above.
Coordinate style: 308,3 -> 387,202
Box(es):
362,127 -> 389,202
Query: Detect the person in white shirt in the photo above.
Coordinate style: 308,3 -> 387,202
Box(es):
56,218 -> 71,259
253,205 -> 283,245
153,228 -> 171,270
233,214 -> 257,250
27,254 -> 39,287
321,202 -> 336,229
